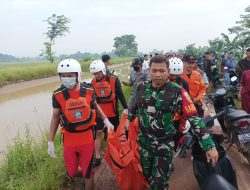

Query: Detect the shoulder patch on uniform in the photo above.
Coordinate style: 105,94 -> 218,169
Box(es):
183,91 -> 193,103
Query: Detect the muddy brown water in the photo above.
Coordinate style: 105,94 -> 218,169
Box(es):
0,77 -> 59,161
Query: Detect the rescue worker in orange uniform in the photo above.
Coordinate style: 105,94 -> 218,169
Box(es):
168,57 -> 190,156
90,60 -> 128,167
182,54 -> 206,117
168,57 -> 189,93
47,59 -> 114,190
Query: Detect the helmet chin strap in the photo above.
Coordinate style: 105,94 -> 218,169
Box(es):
76,73 -> 79,82
73,82 -> 80,89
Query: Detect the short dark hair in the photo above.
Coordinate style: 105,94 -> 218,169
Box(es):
102,54 -> 110,62
246,47 -> 250,52
149,55 -> 169,67
183,54 -> 197,62
143,54 -> 148,57
131,57 -> 143,67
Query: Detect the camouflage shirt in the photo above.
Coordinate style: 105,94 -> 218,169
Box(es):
128,81 -> 215,152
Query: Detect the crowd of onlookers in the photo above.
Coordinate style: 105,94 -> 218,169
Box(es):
137,47 -> 250,114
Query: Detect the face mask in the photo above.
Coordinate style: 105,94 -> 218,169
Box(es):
61,77 -> 77,89
133,67 -> 140,72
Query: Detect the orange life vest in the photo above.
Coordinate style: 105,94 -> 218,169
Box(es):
91,75 -> 117,117
54,84 -> 96,133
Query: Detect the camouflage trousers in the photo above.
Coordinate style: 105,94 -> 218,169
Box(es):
139,137 -> 174,190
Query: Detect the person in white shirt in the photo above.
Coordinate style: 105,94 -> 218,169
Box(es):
142,54 -> 149,71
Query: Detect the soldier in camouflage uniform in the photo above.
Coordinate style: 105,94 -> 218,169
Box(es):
125,56 -> 218,190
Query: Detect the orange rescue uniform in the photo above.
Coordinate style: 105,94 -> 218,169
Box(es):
53,84 -> 96,147
181,70 -> 206,103
91,75 -> 117,117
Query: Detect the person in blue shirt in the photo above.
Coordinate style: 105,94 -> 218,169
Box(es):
225,52 -> 237,85
221,51 -> 227,71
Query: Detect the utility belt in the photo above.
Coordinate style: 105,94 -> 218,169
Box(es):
60,121 -> 94,133
96,99 -> 117,117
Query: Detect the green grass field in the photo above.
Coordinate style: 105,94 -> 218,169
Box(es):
0,57 -> 132,86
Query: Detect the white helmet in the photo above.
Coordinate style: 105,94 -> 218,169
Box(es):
57,58 -> 82,82
169,57 -> 183,75
89,60 -> 106,75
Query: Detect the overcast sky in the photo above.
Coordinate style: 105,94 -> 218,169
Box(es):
0,0 -> 249,57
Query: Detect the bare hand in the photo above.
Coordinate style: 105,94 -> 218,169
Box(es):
193,98 -> 200,104
238,94 -> 241,100
122,81 -> 130,86
123,109 -> 128,115
124,119 -> 130,131
205,149 -> 219,167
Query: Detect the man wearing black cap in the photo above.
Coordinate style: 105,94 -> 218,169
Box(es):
182,54 -> 206,117
236,48 -> 250,80
122,57 -> 148,110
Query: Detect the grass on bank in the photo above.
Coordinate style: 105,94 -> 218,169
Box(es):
0,131 -> 65,190
0,86 -> 132,190
0,57 -> 132,86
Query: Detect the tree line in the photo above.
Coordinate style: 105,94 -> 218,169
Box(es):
39,5 -> 249,63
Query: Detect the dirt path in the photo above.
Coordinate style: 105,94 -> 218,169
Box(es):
94,160 -> 119,190
92,97 -> 250,190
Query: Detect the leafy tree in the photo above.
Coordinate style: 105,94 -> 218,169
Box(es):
184,44 -> 196,54
198,46 -> 210,54
237,5 -> 250,29
205,5 -> 250,59
41,42 -> 55,63
208,38 -> 225,56
113,34 -> 138,57
41,14 -> 71,63
227,6 -> 250,59
177,45 -> 208,55
221,33 -> 239,52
